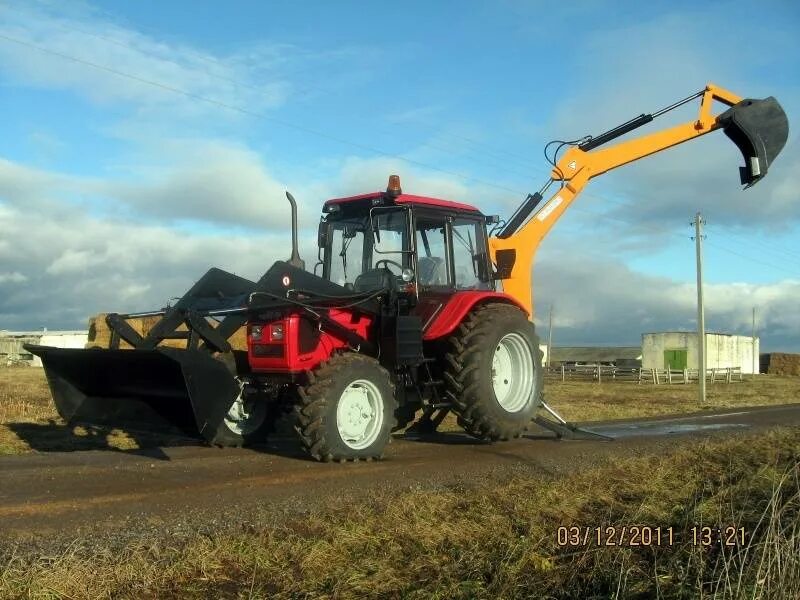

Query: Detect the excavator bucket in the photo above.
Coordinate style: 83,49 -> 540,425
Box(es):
716,97 -> 789,187
25,343 -> 240,441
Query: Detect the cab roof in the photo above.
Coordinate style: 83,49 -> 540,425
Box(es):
323,191 -> 481,214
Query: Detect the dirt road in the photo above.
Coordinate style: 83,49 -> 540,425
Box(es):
1,404 -> 799,550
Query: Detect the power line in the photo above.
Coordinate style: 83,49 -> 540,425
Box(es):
707,226 -> 800,266
0,0 -> 544,175
704,240 -> 800,278
0,31 -> 532,198
0,29 -> 672,227
3,2 -> 752,226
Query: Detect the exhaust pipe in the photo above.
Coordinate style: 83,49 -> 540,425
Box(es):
285,191 -> 305,270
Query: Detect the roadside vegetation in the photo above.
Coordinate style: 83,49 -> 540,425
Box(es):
1,427 -> 798,598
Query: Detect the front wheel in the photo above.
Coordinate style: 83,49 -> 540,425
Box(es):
207,379 -> 271,447
295,353 -> 397,461
443,304 -> 543,440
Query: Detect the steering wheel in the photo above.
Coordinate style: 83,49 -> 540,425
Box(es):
375,258 -> 404,273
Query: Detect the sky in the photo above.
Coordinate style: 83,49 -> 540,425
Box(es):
0,0 -> 798,350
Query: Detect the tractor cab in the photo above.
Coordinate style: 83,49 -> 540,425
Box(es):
318,176 -> 497,301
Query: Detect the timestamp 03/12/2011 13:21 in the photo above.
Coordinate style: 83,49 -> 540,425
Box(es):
556,525 -> 747,548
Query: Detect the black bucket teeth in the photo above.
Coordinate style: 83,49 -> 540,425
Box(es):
717,96 -> 789,187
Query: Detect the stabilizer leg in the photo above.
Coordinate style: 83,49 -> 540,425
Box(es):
405,406 -> 450,437
533,400 -> 613,441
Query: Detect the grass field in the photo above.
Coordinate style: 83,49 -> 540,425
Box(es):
2,427 -> 798,598
1,366 -> 799,454
2,368 -> 799,597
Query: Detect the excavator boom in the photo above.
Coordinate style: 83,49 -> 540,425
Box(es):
490,83 -> 789,316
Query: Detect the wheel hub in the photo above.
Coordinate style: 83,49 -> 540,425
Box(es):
336,379 -> 384,450
223,380 -> 264,436
491,333 -> 535,413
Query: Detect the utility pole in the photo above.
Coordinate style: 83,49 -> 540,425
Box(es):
693,212 -> 706,402
546,304 -> 554,368
752,306 -> 757,376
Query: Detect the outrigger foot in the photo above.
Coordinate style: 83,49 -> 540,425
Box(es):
532,400 -> 614,441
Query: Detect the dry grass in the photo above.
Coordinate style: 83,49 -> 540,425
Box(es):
2,428 -> 798,598
546,375 -> 800,422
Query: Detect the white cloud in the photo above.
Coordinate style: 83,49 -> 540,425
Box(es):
0,272 -> 27,283
0,2 -> 290,118
533,253 -> 800,351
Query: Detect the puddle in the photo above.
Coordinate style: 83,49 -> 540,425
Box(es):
583,422 -> 749,439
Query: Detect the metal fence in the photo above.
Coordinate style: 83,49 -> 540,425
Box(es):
545,364 -> 745,384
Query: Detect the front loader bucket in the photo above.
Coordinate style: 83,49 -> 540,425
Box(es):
716,96 -> 789,187
26,345 -> 240,442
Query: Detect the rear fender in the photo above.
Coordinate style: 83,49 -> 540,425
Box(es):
422,291 -> 528,341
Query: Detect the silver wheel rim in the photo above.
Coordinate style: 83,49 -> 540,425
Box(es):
491,333 -> 535,413
223,380 -> 264,436
336,379 -> 384,450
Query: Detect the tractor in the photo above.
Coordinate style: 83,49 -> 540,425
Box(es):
26,83 -> 788,461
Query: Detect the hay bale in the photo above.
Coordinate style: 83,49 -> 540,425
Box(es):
86,313 -> 248,351
760,352 -> 800,376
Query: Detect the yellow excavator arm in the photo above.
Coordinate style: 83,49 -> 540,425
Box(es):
489,83 -> 789,316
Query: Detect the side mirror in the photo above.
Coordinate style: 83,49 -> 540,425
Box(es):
317,221 -> 328,249
371,218 -> 381,244
492,249 -> 516,280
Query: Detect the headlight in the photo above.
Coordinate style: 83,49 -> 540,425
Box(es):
250,325 -> 263,340
270,323 -> 284,341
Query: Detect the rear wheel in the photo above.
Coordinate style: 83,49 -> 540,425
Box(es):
295,353 -> 397,461
443,303 -> 543,440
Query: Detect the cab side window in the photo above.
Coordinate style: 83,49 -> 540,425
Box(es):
415,218 -> 448,287
451,218 -> 490,290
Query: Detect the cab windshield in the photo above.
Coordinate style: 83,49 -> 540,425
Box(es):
324,208 -> 409,288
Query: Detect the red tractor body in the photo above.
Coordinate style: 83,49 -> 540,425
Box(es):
247,309 -> 374,374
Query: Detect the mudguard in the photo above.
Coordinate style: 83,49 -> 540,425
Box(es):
422,291 -> 528,341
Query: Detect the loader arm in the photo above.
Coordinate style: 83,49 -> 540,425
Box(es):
489,83 -> 788,316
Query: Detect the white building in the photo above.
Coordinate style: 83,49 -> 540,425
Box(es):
642,332 -> 759,374
0,330 -> 88,366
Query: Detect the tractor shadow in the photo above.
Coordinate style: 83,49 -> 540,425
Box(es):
6,420 -> 200,460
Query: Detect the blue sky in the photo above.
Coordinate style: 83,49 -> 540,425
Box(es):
0,0 -> 798,349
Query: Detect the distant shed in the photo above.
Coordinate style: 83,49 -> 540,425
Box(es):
642,332 -> 759,374
0,330 -> 88,366
549,346 -> 642,366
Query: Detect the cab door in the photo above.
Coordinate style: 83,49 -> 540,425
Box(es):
412,210 -> 453,329
411,210 -> 494,330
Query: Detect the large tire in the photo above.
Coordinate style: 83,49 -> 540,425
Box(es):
443,303 -> 543,440
295,353 -> 397,462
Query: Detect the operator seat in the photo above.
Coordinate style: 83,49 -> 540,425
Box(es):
417,256 -> 446,286
353,268 -> 398,293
